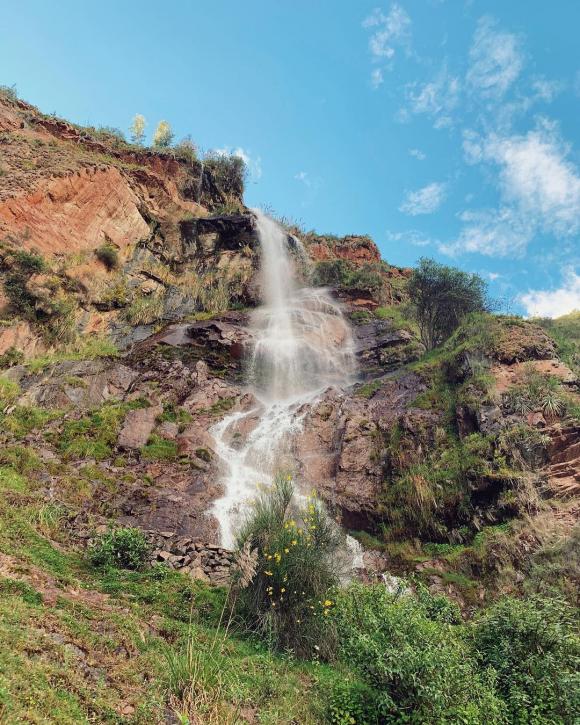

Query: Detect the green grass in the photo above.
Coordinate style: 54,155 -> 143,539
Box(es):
141,434 -> 179,461
57,400 -> 146,461
355,379 -> 382,398
24,336 -> 119,374
0,465 -> 347,724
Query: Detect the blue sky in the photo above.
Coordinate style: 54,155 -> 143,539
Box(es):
2,0 -> 579,317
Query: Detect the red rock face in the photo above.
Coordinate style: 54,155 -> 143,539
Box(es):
0,167 -> 150,255
307,236 -> 381,265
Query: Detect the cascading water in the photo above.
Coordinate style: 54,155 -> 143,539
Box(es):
211,210 -> 360,558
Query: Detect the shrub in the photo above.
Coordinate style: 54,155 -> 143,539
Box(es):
204,151 -> 246,198
94,243 -> 119,271
409,258 -> 489,350
474,595 -> 580,723
326,678 -> 379,725
0,377 -> 19,408
312,259 -> 384,294
0,347 -> 24,369
330,583 -> 505,723
235,474 -> 345,656
88,527 -> 151,570
174,136 -> 198,164
3,250 -> 46,319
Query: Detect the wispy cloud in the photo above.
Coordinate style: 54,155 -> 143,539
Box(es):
449,119 -> 580,258
466,121 -> 580,236
440,207 -> 532,257
370,68 -> 384,89
386,229 -> 435,247
466,16 -> 524,99
294,171 -> 311,187
362,4 -> 411,87
519,267 -> 580,317
400,181 -> 447,215
530,76 -> 564,103
402,64 -> 460,128
214,146 -> 262,180
409,148 -> 426,160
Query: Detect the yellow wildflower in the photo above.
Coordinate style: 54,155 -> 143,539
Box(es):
324,600 -> 333,607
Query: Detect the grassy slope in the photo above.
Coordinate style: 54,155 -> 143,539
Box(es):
0,464 -> 347,723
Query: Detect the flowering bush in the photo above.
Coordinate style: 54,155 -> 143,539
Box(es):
235,473 -> 344,656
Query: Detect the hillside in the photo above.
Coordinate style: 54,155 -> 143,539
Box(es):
0,88 -> 578,724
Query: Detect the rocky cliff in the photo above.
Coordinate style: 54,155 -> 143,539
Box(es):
0,89 -> 578,607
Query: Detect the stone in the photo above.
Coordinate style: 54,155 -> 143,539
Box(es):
117,404 -> 163,450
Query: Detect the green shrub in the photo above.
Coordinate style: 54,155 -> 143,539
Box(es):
94,243 -> 119,271
0,377 -> 19,408
3,250 -> 46,319
330,583 -> 505,723
0,347 -> 24,370
312,259 -> 384,294
474,595 -> 580,723
88,527 -> 151,570
204,151 -> 246,198
235,474 -> 345,657
326,678 -> 379,725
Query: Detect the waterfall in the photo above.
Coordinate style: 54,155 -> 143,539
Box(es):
211,210 -> 357,551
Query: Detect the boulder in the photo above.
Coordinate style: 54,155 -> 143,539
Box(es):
117,404 -> 163,450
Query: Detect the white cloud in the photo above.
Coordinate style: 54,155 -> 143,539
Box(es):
519,267 -> 580,318
370,68 -> 384,89
480,122 -> 580,236
404,64 -> 460,128
214,146 -> 262,180
409,148 -> 426,160
294,171 -> 311,187
363,4 -> 411,58
440,207 -> 532,257
451,121 -> 580,258
487,272 -> 501,280
467,16 -> 523,99
400,182 -> 447,215
386,229 -> 435,247
531,77 -> 564,103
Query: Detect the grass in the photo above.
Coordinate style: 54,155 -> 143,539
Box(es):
57,400 -> 146,461
0,463 -> 347,723
140,435 -> 179,461
24,336 -> 119,374
355,379 -> 382,398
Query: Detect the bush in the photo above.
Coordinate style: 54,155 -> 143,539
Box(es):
174,136 -> 198,164
94,243 -> 119,271
204,151 -> 246,199
330,583 -> 505,723
474,595 -> 580,723
88,527 -> 151,570
235,474 -> 345,656
409,258 -> 489,350
312,259 -> 384,294
0,347 -> 24,369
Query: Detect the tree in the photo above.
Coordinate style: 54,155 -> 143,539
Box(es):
152,120 -> 174,148
408,257 -> 489,350
129,114 -> 146,145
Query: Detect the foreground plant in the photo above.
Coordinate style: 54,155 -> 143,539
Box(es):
235,473 -> 344,657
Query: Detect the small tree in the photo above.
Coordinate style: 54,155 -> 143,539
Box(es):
153,120 -> 174,148
408,258 -> 489,350
129,114 -> 146,145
